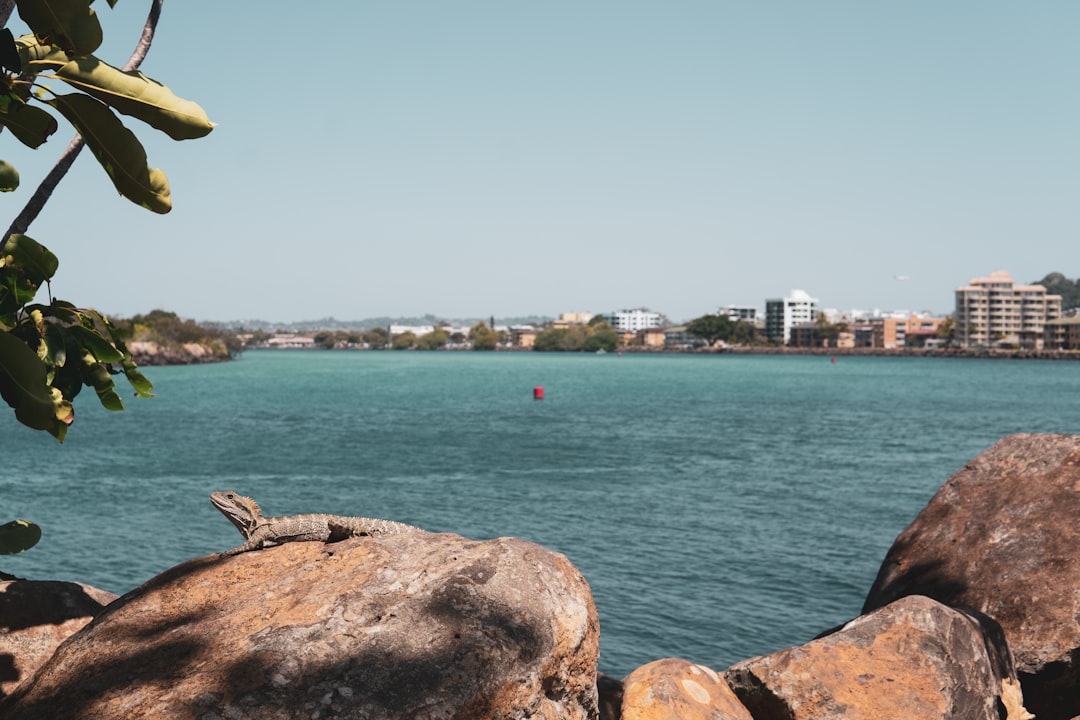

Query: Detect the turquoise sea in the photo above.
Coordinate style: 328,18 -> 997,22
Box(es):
3,350 -> 1079,677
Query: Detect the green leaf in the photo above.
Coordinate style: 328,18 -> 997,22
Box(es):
68,323 -> 123,362
79,350 -> 122,410
0,329 -> 73,435
0,29 -> 21,73
16,0 -> 103,56
48,93 -> 171,213
0,161 -> 19,192
122,358 -> 153,397
13,32 -> 68,73
2,234 -> 59,289
0,235 -> 58,324
0,520 -> 41,554
55,56 -> 215,140
0,93 -> 60,149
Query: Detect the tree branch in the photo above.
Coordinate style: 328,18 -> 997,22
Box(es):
4,0 -> 166,240
0,0 -> 14,30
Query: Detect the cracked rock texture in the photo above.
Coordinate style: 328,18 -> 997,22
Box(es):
725,595 -> 1021,720
0,532 -> 599,720
863,433 -> 1080,720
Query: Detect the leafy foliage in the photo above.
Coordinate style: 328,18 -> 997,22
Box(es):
1034,272 -> 1080,311
469,321 -> 497,351
0,1 -> 214,440
685,314 -> 761,346
533,321 -> 619,352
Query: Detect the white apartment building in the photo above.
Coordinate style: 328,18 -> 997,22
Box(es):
719,305 -> 758,323
955,270 -> 1062,349
608,308 -> 662,333
765,289 -> 818,345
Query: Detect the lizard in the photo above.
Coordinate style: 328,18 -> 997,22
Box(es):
210,490 -> 423,556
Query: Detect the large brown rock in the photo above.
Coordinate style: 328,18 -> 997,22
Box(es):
0,532 -> 599,719
622,658 -> 752,720
0,580 -> 117,698
863,433 -> 1080,720
725,595 -> 1027,720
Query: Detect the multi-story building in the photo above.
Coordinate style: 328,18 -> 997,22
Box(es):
1043,317 -> 1080,350
954,271 -> 1062,349
719,305 -> 758,323
872,313 -> 948,349
554,312 -> 593,327
765,290 -> 818,345
608,308 -> 662,333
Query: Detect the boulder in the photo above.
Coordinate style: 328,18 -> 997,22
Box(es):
725,595 -> 1027,720
597,672 -> 623,720
622,658 -> 752,720
0,580 -> 117,698
0,532 -> 599,719
863,433 -> 1080,720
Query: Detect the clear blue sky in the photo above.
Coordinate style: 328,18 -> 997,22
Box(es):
5,2 -> 1077,322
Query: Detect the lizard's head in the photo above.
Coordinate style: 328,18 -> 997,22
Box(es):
210,490 -> 262,538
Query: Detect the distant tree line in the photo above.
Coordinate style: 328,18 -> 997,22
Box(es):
532,317 -> 619,352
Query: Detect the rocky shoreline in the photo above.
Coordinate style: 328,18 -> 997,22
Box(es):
128,340 -> 235,366
1,433 -> 1076,718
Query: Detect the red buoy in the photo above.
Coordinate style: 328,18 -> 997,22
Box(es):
533,386 -> 544,400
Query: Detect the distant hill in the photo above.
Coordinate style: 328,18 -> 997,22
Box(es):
1033,273 -> 1080,312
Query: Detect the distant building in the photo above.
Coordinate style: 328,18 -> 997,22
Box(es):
765,290 -> 818,345
554,312 -> 593,328
954,271 -> 1062,349
719,305 -> 757,323
608,308 -> 662,333
509,326 -> 537,348
872,313 -> 948,349
663,326 -> 707,349
1044,317 -> 1080,350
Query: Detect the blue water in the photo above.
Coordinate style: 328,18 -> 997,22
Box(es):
3,351 -> 1078,677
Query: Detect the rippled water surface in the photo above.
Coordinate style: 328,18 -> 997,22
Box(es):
4,350 -> 1078,676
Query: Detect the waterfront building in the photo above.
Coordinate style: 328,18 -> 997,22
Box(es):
608,308 -> 662,333
554,312 -> 593,328
872,313 -> 948,349
954,271 -> 1062,349
719,305 -> 758,323
663,326 -> 707,349
764,290 -> 818,345
1043,317 -> 1080,350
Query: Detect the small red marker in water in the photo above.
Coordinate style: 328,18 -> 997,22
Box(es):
533,386 -> 544,400
831,357 -> 837,364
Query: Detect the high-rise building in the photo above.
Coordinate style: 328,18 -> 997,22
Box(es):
764,290 -> 818,345
954,271 -> 1062,349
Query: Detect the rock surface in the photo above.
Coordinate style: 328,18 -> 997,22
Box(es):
725,595 -> 1025,720
863,432 -> 1080,720
622,658 -> 752,720
0,580 -> 117,698
0,533 -> 599,720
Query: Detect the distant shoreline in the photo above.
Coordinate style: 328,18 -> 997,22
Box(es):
243,345 -> 1080,361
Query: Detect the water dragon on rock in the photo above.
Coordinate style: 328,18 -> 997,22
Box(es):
210,490 -> 423,556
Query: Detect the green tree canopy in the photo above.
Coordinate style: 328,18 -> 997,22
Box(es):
416,327 -> 449,350
685,314 -> 736,346
469,321 -> 497,351
1034,272 -> 1080,311
391,331 -> 416,350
